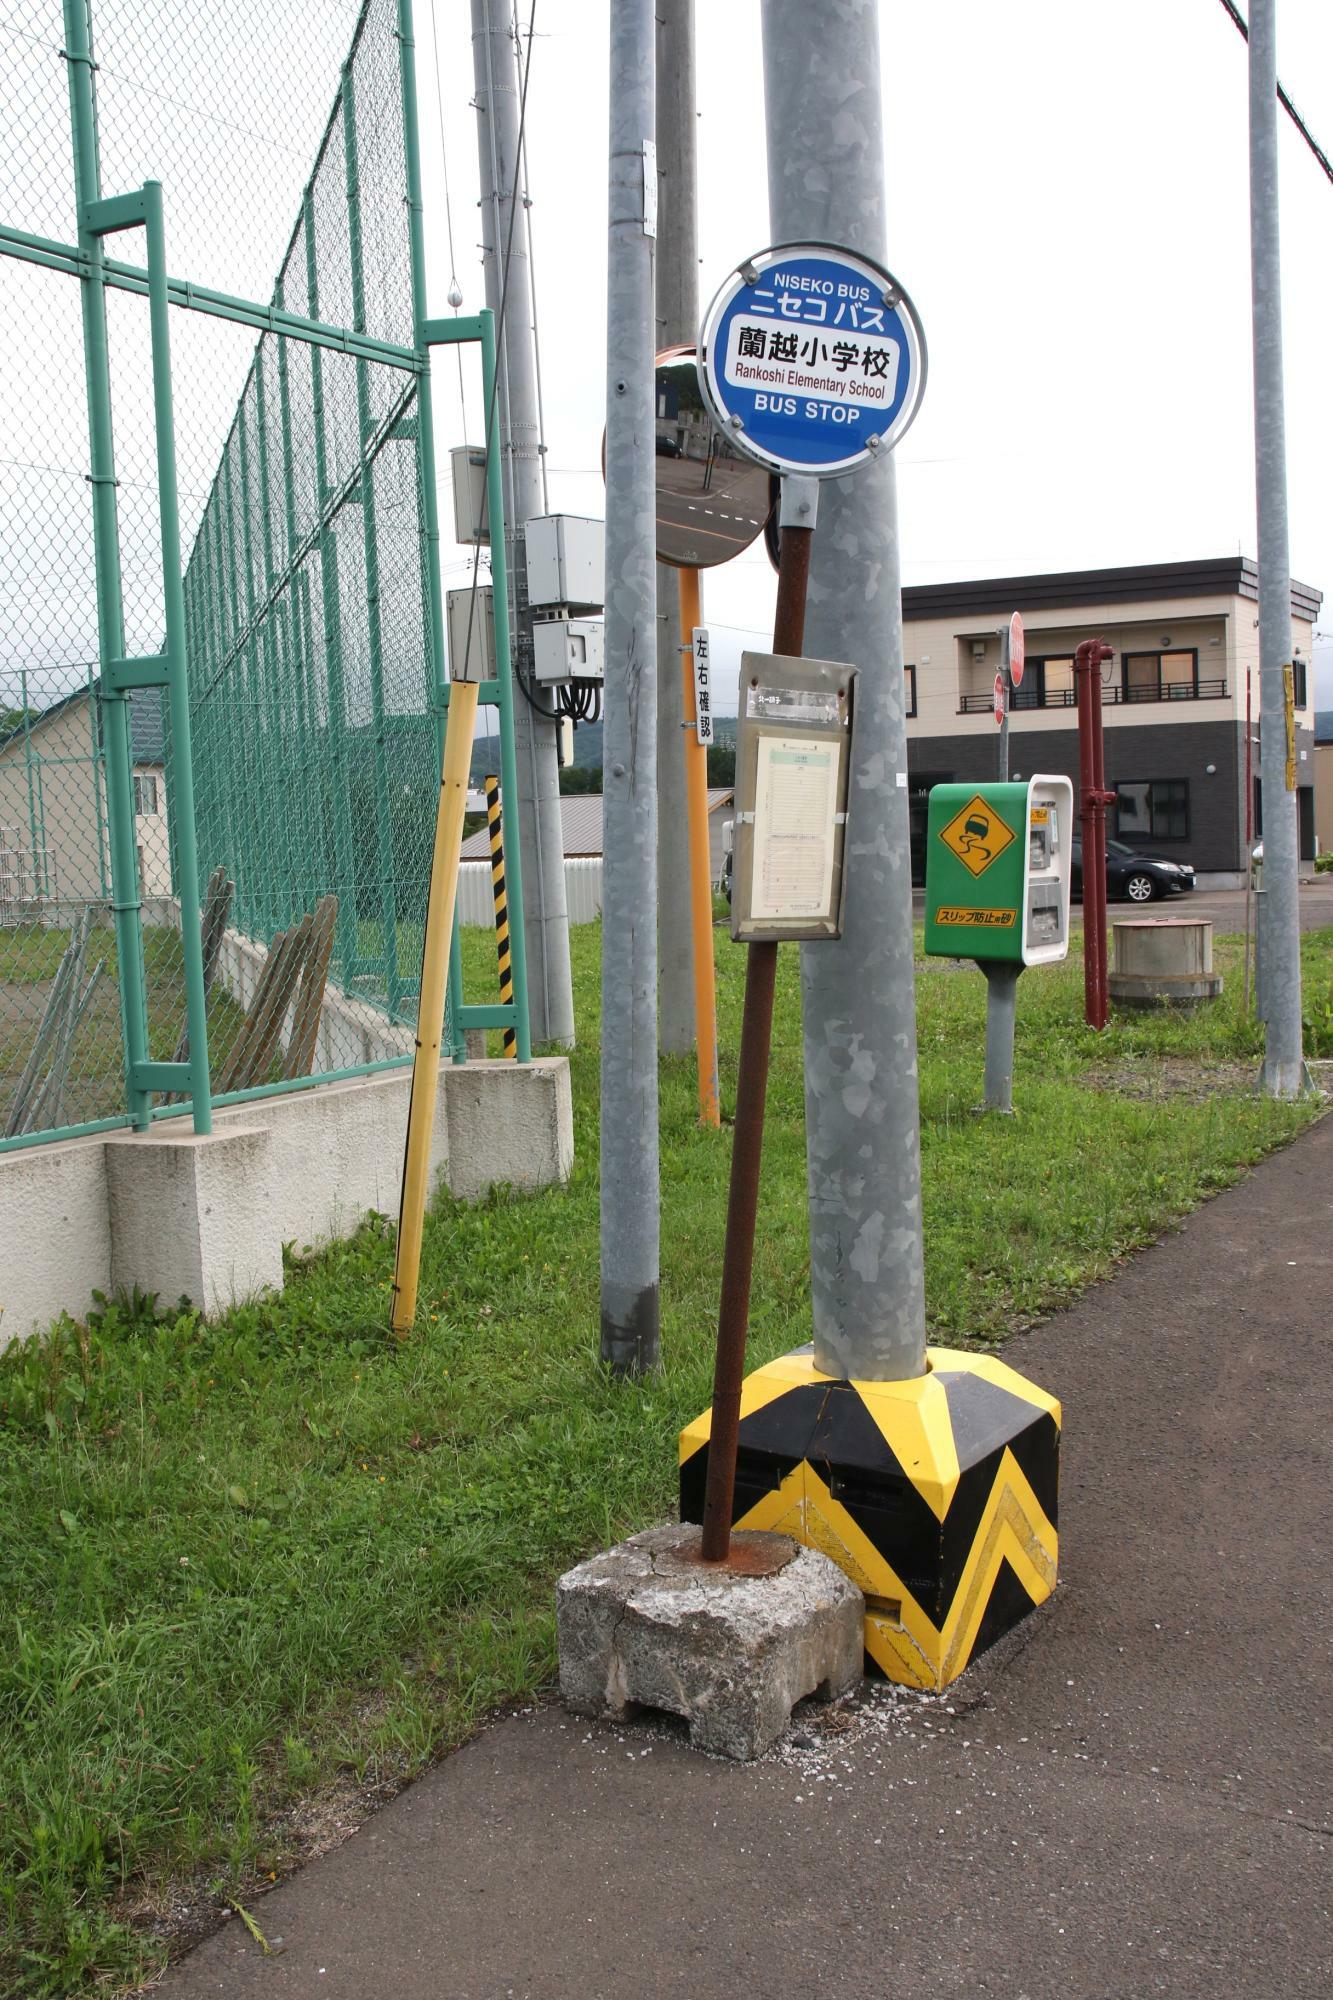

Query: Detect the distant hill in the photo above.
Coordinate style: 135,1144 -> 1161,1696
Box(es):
470,713 -> 737,787
567,713 -> 737,772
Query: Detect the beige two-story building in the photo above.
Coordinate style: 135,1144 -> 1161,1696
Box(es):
0,683 -> 169,920
902,556 -> 1319,885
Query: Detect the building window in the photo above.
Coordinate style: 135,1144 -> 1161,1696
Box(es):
1116,779 -> 1189,842
1010,656 -> 1076,710
904,664 -> 917,718
1122,650 -> 1199,702
1292,658 -> 1308,708
134,773 -> 159,815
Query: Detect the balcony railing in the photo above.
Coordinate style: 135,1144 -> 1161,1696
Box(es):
957,678 -> 1228,715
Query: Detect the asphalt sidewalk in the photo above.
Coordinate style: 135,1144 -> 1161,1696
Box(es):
163,1112 -> 1333,2000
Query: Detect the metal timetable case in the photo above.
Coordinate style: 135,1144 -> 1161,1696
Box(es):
730,651 -> 856,944
924,776 -> 1074,965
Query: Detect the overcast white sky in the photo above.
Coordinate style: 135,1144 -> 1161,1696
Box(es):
419,0 -> 1333,712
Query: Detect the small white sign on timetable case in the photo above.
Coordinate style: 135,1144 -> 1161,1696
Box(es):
691,627 -> 714,746
750,736 -> 842,921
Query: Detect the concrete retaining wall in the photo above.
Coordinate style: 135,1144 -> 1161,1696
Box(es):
0,1057 -> 573,1347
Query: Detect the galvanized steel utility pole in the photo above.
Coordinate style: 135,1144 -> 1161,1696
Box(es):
471,0 -> 575,1048
600,0 -> 660,1374
761,0 -> 927,1382
654,0 -> 696,1057
1248,0 -> 1305,1095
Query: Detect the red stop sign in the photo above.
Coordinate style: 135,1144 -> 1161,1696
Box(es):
1009,610 -> 1025,689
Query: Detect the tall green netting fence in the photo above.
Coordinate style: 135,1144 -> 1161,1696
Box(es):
1,0 -> 524,1153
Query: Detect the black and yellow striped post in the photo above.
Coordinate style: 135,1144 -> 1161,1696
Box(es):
681,1344 -> 1060,1690
484,775 -> 516,1058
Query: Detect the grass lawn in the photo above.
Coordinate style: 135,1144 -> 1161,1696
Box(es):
0,918 -> 1329,1994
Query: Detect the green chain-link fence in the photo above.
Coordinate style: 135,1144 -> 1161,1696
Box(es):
1,0 -> 525,1151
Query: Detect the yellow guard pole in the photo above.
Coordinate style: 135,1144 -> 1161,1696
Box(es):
391,678 -> 480,1335
678,566 -> 720,1128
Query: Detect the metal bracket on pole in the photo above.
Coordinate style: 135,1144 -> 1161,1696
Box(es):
778,476 -> 820,533
81,190 -> 148,237
103,654 -> 170,692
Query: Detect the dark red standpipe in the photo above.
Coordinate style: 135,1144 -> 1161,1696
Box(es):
1074,640 -> 1115,1030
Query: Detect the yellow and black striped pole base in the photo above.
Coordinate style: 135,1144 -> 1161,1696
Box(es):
679,1345 -> 1059,1691
483,774 -> 516,1058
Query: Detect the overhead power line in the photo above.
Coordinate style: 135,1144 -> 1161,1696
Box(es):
1215,0 -> 1333,187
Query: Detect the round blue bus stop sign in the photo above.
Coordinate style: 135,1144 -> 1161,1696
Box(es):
697,243 -> 926,477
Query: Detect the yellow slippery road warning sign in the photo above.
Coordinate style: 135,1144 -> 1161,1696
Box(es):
938,794 -> 1016,878
936,907 -> 1017,928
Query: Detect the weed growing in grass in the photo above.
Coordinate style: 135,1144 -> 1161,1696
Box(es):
0,919 -> 1325,1994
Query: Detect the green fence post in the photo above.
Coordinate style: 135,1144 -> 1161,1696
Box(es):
303,189 -> 360,991
273,297 -> 313,920
480,309 -> 531,1061
342,64 -> 404,1018
217,429 -> 259,937
143,179 -> 212,1130
87,660 -> 108,900
397,0 -> 470,1061
19,671 -> 44,897
205,497 -> 242,901
62,0 -> 151,1130
251,347 -> 295,930
238,374 -> 290,938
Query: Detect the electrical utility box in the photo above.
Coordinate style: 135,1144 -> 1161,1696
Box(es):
533,618 -> 604,686
525,515 -> 604,611
924,775 -> 1073,965
446,585 -> 496,683
450,446 -> 489,545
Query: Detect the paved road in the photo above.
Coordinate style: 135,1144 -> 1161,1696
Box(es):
1170,880 -> 1333,934
910,879 -> 1333,934
164,1115 -> 1333,2000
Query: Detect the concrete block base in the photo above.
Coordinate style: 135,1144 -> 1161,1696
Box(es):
443,1057 -> 573,1202
105,1124 -> 283,1315
1108,971 -> 1224,1008
1110,917 -> 1222,1008
680,1345 -> 1061,1692
556,1525 -> 863,1761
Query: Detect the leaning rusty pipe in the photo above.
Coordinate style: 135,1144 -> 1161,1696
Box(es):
1074,639 -> 1115,1030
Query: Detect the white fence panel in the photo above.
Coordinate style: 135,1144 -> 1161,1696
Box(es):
564,857 -> 603,924
457,857 -> 603,927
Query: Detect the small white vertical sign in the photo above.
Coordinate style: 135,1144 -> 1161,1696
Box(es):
692,627 -> 713,746
641,139 -> 657,238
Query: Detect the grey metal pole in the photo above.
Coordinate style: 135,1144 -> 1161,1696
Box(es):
997,625 -> 1010,782
600,0 -> 660,1375
980,962 -> 1019,1115
762,0 -> 927,1383
471,0 -> 575,1049
654,0 -> 696,1057
1248,0 -> 1305,1096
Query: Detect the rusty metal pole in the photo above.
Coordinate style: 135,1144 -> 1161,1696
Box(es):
1244,669 -> 1254,1015
699,509 -> 813,1564
1075,639 -> 1114,1030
